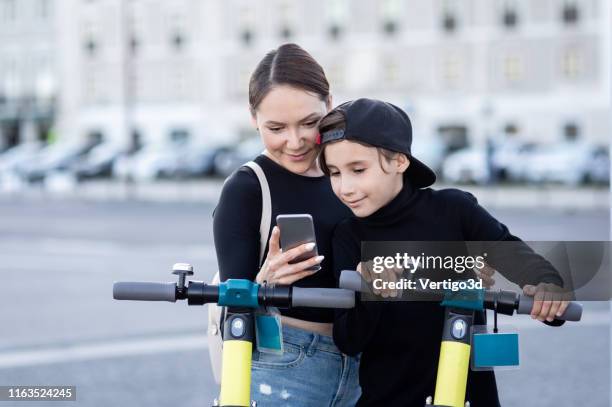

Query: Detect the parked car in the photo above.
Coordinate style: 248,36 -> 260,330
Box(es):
113,144 -> 178,182
442,147 -> 490,184
586,146 -> 609,185
411,136 -> 446,175
15,141 -> 99,183
71,142 -> 130,181
174,144 -> 232,178
0,141 -> 44,176
213,138 -> 264,178
491,141 -> 538,182
522,142 -> 597,186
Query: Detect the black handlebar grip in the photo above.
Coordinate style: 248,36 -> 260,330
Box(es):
113,282 -> 177,302
291,288 -> 355,309
517,295 -> 583,321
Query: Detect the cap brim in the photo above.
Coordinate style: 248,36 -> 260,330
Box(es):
405,155 -> 436,188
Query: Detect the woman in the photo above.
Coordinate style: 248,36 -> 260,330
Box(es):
213,43 -> 361,406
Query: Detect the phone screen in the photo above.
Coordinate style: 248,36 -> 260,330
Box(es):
276,214 -> 320,272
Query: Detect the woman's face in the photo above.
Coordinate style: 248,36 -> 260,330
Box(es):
324,140 -> 409,217
252,85 -> 330,176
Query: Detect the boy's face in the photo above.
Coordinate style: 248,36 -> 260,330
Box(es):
324,140 -> 409,217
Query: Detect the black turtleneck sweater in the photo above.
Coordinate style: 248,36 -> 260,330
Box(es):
332,181 -> 564,407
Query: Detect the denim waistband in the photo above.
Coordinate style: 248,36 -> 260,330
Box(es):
280,324 -> 341,355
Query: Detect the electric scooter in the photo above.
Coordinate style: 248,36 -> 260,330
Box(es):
113,263 -> 356,407
338,270 -> 583,407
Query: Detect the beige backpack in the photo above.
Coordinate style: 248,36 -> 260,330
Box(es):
207,160 -> 271,384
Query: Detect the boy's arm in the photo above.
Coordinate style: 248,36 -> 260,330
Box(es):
459,191 -> 570,324
331,221 -> 384,356
460,191 -> 564,288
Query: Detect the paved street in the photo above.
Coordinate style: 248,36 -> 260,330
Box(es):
0,197 -> 609,406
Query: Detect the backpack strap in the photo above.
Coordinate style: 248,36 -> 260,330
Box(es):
243,160 -> 271,266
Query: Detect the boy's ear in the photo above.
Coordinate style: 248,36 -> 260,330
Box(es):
397,153 -> 410,174
326,95 -> 333,110
250,112 -> 258,130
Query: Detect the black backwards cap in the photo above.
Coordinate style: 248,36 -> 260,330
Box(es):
319,98 -> 436,188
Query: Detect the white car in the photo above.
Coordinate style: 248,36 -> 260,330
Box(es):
0,142 -> 44,175
113,144 -> 182,182
411,136 -> 446,174
522,142 -> 595,186
442,148 -> 490,184
491,141 -> 538,182
586,146 -> 609,185
15,141 -> 97,183
213,138 -> 264,178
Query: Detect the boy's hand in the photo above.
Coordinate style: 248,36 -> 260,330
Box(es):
474,262 -> 496,289
357,261 -> 403,298
523,283 -> 571,322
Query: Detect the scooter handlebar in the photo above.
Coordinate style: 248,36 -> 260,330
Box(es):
291,287 -> 355,309
339,270 -> 583,322
516,295 -> 582,321
113,282 -> 177,302
339,270 -> 367,292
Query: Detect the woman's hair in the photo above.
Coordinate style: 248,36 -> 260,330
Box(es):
318,109 -> 399,175
249,43 -> 330,114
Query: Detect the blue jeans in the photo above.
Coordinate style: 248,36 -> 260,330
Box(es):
250,325 -> 361,407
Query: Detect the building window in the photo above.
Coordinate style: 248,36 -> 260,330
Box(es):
504,123 -> 519,135
172,32 -> 185,51
563,123 -> 580,141
240,29 -> 253,46
327,0 -> 347,40
562,2 -> 579,24
382,20 -> 398,35
327,62 -> 345,91
129,36 -> 139,55
2,0 -> 16,21
442,13 -> 456,33
381,0 -> 400,36
442,54 -> 461,84
169,129 -> 190,145
562,48 -> 582,79
279,25 -> 292,39
502,8 -> 518,28
84,37 -> 98,56
328,24 -> 342,40
278,1 -> 294,39
239,5 -> 255,46
36,0 -> 49,19
383,59 -> 399,85
503,55 -> 523,82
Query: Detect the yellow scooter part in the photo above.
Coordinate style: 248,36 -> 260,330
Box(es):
219,340 -> 252,407
433,341 -> 471,407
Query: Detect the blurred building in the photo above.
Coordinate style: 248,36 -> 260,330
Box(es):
0,0 -> 56,150
1,0 -> 610,150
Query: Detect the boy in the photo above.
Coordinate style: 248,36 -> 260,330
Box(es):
317,98 -> 569,406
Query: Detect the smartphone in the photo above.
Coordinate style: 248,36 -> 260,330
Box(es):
276,214 -> 320,272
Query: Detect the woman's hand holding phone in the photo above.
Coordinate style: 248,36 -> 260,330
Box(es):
256,226 -> 324,285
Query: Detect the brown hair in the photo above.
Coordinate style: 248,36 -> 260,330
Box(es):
249,43 -> 330,115
318,109 -> 399,175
